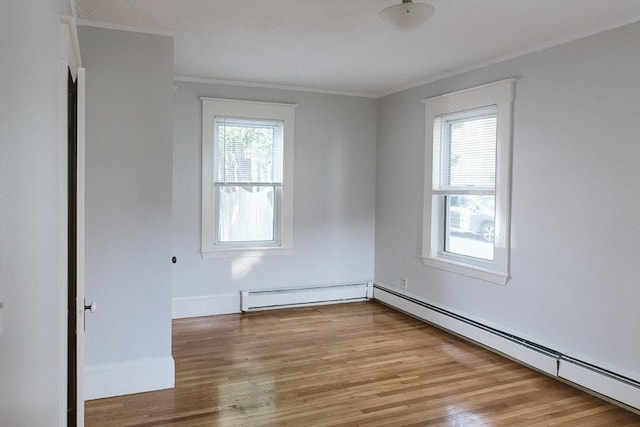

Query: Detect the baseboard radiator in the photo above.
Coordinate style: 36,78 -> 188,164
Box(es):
241,282 -> 373,312
373,283 -> 640,412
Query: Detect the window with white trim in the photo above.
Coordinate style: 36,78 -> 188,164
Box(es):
201,98 -> 296,257
422,79 -> 515,284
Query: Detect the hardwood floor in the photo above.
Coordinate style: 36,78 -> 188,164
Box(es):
85,302 -> 640,426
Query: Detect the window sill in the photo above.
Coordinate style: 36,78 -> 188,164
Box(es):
202,247 -> 292,259
421,255 -> 509,285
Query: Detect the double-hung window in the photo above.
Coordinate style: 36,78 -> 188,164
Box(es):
422,79 -> 515,284
201,98 -> 295,257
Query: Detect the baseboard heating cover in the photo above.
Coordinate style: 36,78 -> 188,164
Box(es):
241,282 -> 373,312
373,283 -> 640,412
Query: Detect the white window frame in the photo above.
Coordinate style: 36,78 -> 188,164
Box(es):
421,79 -> 515,285
201,98 -> 296,258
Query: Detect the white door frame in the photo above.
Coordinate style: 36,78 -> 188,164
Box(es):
61,16 -> 85,427
75,65 -> 86,427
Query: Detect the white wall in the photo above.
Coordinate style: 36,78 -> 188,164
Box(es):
79,26 -> 175,398
0,0 -> 71,425
0,3 -> 635,422
172,82 -> 376,312
375,23 -> 640,379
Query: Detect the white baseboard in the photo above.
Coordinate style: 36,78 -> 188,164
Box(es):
373,283 -> 640,411
373,285 -> 558,375
172,293 -> 240,319
84,356 -> 175,400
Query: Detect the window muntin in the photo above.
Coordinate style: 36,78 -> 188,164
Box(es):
421,79 -> 514,285
201,98 -> 296,257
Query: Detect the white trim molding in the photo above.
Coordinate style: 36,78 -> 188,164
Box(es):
201,97 -> 296,258
175,75 -> 376,99
172,293 -> 240,319
60,16 -> 85,425
421,79 -> 515,285
60,16 -> 82,80
172,284 -> 373,318
378,16 -> 640,97
84,356 -> 175,400
373,283 -> 640,412
58,20 -> 70,426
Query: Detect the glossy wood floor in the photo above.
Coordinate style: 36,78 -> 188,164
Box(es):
85,302 -> 640,426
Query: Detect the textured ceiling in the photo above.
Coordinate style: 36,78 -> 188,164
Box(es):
75,0 -> 640,97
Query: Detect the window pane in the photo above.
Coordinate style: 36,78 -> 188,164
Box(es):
445,195 -> 495,261
217,185 -> 276,243
432,116 -> 442,189
215,117 -> 283,184
434,106 -> 497,191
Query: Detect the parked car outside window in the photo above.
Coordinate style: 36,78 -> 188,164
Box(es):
448,195 -> 495,242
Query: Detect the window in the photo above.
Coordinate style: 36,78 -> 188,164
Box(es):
435,107 -> 497,261
422,79 -> 515,284
202,98 -> 296,257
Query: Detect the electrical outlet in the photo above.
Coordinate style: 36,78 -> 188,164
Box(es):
401,277 -> 408,288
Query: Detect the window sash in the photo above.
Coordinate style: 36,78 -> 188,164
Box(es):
214,183 -> 281,246
433,105 -> 497,193
214,116 -> 284,185
441,194 -> 495,262
212,115 -> 284,247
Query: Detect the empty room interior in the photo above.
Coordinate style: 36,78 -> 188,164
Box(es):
1,0 -> 640,426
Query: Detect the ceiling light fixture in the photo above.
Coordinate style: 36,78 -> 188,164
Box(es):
380,0 -> 435,31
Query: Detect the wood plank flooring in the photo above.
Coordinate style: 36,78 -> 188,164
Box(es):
85,302 -> 640,426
